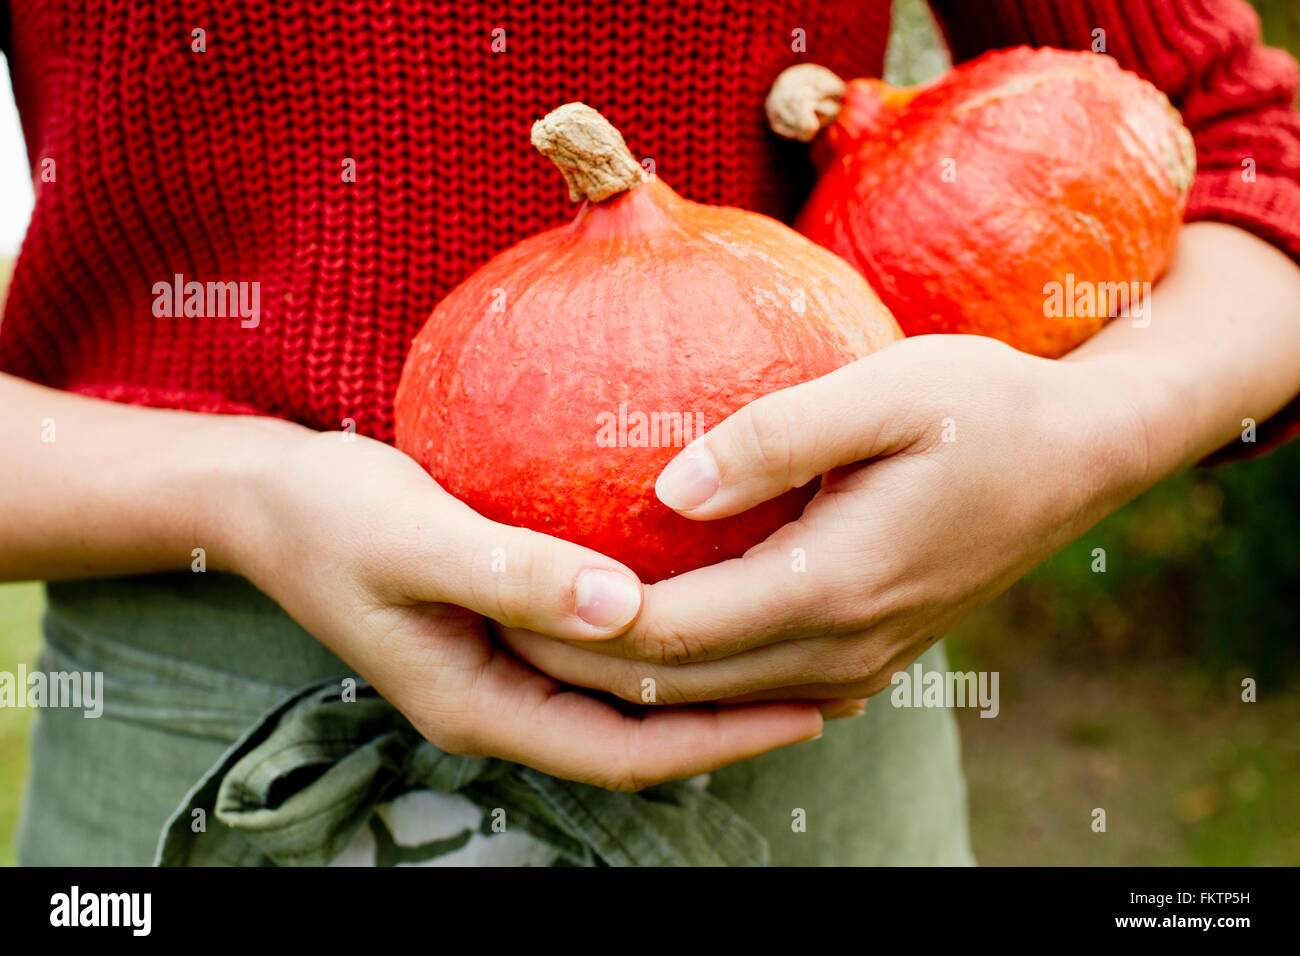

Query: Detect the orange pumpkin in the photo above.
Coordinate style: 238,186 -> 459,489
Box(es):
395,104 -> 901,582
768,47 -> 1195,357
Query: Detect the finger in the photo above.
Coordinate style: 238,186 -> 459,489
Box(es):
614,539 -> 878,664
724,689 -> 875,708
617,452 -> 930,665
460,650 -> 825,791
499,624 -> 916,706
654,349 -> 921,520
391,489 -> 644,641
815,699 -> 868,719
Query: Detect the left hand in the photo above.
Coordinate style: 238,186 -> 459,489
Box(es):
499,334 -> 1153,705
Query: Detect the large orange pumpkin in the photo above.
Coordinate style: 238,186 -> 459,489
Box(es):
395,104 -> 902,582
768,47 -> 1195,357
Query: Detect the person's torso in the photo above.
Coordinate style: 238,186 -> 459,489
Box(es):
0,1 -> 892,439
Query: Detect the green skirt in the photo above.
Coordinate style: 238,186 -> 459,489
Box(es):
17,572 -> 973,866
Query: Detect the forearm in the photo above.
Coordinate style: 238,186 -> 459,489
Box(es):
1065,222 -> 1300,484
0,372 -> 306,581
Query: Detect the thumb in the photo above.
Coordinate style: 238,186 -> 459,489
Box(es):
395,490 -> 644,642
654,356 -> 917,520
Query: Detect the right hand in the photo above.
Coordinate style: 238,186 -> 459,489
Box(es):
227,428 -> 825,791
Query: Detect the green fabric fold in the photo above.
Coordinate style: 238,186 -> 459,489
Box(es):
155,681 -> 769,867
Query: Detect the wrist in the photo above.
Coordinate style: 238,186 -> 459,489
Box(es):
1059,223 -> 1300,482
1046,356 -> 1168,514
188,414 -> 314,579
1059,351 -> 1195,500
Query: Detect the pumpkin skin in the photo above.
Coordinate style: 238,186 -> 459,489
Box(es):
779,48 -> 1195,358
395,106 -> 901,582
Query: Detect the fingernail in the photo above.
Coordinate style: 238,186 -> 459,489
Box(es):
575,569 -> 642,630
818,700 -> 867,720
655,444 -> 720,511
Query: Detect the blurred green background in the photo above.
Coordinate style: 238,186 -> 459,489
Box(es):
1,1 -> 1298,866
893,0 -> 1300,866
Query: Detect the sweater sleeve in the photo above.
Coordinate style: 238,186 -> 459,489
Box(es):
927,0 -> 1300,462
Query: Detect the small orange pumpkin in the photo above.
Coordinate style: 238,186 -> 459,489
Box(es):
395,104 -> 901,581
768,47 -> 1195,357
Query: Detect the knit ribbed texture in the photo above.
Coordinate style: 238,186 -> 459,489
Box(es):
0,1 -> 1296,453
0,1 -> 889,439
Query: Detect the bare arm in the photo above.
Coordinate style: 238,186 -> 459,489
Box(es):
1065,222 -> 1300,478
0,378 -> 295,580
0,370 -> 826,785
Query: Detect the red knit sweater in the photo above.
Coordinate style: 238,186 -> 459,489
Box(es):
1,0 -> 1298,451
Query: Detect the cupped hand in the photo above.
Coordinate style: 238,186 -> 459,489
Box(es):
229,429 -> 825,790
499,334 -> 1152,705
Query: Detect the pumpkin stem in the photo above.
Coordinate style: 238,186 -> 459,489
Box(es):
531,103 -> 647,204
766,64 -> 847,142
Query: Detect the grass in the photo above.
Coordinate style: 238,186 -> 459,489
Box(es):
945,444 -> 1300,866
0,582 -> 44,866
951,653 -> 1300,865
